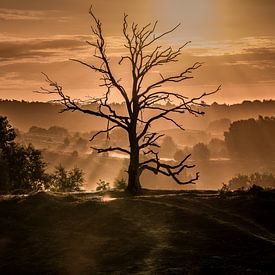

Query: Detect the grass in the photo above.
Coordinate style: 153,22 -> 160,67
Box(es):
0,190 -> 274,274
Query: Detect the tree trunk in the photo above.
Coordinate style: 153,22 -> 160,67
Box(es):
126,134 -> 141,195
127,160 -> 141,195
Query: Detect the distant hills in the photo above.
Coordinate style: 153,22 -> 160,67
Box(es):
1,99 -> 275,133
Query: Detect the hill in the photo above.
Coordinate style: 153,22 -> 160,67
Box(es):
1,99 -> 275,132
0,190 -> 274,273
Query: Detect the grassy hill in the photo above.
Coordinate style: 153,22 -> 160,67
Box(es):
0,190 -> 274,273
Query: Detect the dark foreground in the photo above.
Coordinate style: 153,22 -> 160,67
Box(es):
0,190 -> 274,274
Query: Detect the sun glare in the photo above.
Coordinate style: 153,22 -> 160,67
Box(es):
101,194 -> 116,203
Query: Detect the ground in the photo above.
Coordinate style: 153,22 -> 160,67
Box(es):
0,190 -> 274,274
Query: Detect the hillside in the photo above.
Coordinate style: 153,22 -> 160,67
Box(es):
1,99 -> 275,132
0,191 -> 274,273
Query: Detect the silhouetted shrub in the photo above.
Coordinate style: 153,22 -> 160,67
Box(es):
227,173 -> 275,190
50,165 -> 84,192
114,178 -> 127,190
218,183 -> 231,197
96,179 -> 110,192
248,184 -> 264,193
228,174 -> 249,190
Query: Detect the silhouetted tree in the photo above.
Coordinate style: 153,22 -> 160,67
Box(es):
159,136 -> 177,158
0,116 -> 48,192
192,143 -> 210,161
225,116 -> 275,160
40,6 -> 219,194
0,116 -> 16,150
208,138 -> 228,158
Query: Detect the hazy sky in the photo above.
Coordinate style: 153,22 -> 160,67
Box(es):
1,0 -> 275,103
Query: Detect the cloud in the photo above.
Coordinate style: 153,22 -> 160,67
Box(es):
0,34 -> 130,66
0,8 -> 71,22
0,35 -> 92,65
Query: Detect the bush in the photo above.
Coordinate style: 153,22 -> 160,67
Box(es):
248,184 -> 264,193
114,178 -> 127,190
218,183 -> 231,197
50,165 -> 84,192
227,172 -> 275,190
96,179 -> 110,192
228,174 -> 249,190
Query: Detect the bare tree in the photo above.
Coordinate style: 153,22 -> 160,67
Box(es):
39,6 -> 219,194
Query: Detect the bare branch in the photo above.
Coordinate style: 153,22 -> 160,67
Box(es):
91,146 -> 130,155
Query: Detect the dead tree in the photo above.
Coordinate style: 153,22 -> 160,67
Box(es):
39,6 -> 219,194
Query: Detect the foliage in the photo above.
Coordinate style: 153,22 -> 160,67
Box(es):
0,116 -> 16,149
207,118 -> 231,132
225,116 -> 275,160
248,184 -> 264,193
227,172 -> 275,190
114,178 -> 127,191
207,138 -> 228,158
96,179 -> 110,192
228,174 -> 249,190
192,143 -> 210,161
0,116 -> 84,193
159,136 -> 178,158
50,165 -> 84,192
218,183 -> 231,197
6,144 -> 48,191
0,116 -> 48,192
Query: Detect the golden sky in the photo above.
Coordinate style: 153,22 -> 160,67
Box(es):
0,0 -> 275,103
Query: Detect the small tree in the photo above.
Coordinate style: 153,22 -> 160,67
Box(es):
50,165 -> 84,192
40,6 -> 219,194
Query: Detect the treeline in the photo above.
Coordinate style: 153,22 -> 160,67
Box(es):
2,99 -> 275,132
225,116 -> 275,160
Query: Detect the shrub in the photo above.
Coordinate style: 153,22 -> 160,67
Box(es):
227,172 -> 275,191
114,178 -> 127,190
50,165 -> 84,192
248,184 -> 264,193
96,179 -> 110,192
218,183 -> 231,197
228,174 -> 249,190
